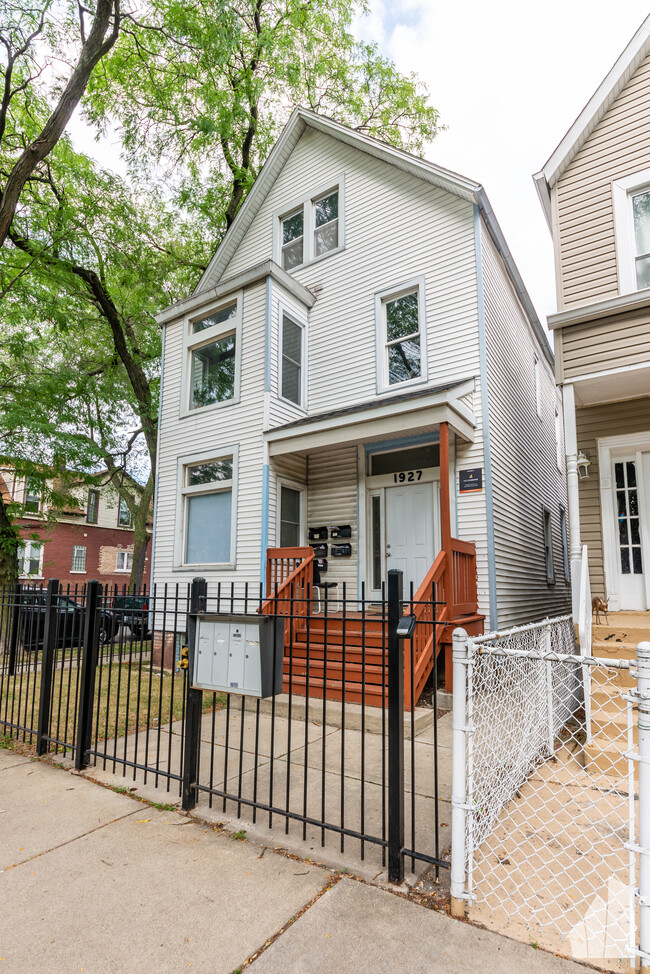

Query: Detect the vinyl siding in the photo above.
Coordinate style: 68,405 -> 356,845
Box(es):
559,308 -> 650,380
556,51 -> 650,309
306,446 -> 358,596
576,397 -> 650,595
152,280 -> 268,590
482,224 -> 571,627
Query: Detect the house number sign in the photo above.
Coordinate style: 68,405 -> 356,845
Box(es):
392,469 -> 423,483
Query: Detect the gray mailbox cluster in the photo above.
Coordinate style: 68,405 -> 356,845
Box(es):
192,614 -> 284,698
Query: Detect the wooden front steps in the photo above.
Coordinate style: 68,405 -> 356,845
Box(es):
583,611 -> 649,781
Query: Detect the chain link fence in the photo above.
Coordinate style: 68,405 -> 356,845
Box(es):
450,617 -> 648,973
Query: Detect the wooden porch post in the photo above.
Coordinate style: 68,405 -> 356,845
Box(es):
440,421 -> 452,553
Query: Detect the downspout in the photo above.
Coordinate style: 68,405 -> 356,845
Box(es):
260,276 -> 272,594
474,205 -> 498,631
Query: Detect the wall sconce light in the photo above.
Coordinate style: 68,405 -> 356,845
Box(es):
577,451 -> 591,480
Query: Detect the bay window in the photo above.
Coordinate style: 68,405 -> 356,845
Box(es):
613,168 -> 650,293
280,313 -> 304,406
185,298 -> 241,413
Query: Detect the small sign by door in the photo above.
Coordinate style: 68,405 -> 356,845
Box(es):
459,468 -> 483,493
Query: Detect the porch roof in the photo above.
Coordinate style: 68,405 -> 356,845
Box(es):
265,378 -> 476,456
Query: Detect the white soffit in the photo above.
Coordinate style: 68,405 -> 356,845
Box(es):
534,15 -> 650,228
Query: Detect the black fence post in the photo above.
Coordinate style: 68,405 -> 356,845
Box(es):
75,580 -> 102,771
387,569 -> 405,885
182,577 -> 206,812
36,578 -> 59,756
7,582 -> 21,676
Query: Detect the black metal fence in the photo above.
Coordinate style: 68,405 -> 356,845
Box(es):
0,572 -> 449,883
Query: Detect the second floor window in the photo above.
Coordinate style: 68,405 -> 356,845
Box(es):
186,299 -> 241,412
24,480 -> 41,514
118,497 -> 132,527
280,314 -> 304,406
383,290 -> 421,386
632,187 -> 650,290
87,489 -> 99,524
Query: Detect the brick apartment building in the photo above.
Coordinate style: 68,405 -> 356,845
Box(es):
0,469 -> 149,591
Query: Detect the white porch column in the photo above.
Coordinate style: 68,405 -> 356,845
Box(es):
563,383 -> 581,621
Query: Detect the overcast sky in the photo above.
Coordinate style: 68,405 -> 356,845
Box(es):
356,1 -> 650,326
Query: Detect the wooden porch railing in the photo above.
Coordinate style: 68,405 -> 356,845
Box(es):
260,547 -> 314,638
405,537 -> 479,705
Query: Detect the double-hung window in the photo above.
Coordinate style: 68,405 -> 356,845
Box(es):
278,183 -> 342,271
180,454 -> 236,567
376,279 -> 426,390
534,356 -> 542,419
71,545 -> 86,572
631,187 -> 650,289
24,480 -> 41,514
280,313 -> 304,406
19,541 -> 42,577
186,299 -> 241,412
543,508 -> 555,585
87,489 -> 99,524
118,497 -> 132,527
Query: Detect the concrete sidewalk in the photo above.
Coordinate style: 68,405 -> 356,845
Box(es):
0,748 -> 591,974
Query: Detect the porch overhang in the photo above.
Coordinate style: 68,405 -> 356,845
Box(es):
568,363 -> 650,409
265,378 -> 476,457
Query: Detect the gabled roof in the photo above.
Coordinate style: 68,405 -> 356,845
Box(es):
534,15 -> 650,229
192,108 -> 552,363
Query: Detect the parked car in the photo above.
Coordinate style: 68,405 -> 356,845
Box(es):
19,592 -> 120,651
110,594 -> 150,638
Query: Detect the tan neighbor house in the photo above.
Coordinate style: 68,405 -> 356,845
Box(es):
535,14 -> 650,614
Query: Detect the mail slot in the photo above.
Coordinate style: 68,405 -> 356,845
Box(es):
192,614 -> 285,697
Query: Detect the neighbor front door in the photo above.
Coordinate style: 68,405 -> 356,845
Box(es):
385,482 -> 437,595
613,455 -> 647,610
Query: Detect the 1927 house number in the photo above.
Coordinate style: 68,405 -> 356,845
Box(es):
393,470 -> 423,483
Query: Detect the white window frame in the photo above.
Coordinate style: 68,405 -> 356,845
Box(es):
613,167 -> 650,295
275,477 -> 306,547
181,293 -> 242,418
543,507 -> 555,585
374,277 -> 428,394
116,549 -> 133,573
273,176 -> 345,272
173,446 -> 239,570
24,480 -> 41,515
117,496 -> 132,528
86,488 -> 99,524
19,540 -> 43,578
277,304 -> 307,410
560,506 -> 570,582
71,544 -> 87,573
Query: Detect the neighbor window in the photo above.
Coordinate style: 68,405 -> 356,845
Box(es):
280,314 -> 304,406
560,506 -> 569,582
24,480 -> 41,514
182,455 -> 235,566
118,497 -> 132,527
543,509 -> 555,584
87,489 -> 99,524
71,545 -> 87,572
186,299 -> 240,412
613,169 -> 650,293
116,550 -> 133,572
19,541 -> 42,577
278,184 -> 342,270
381,288 -> 422,387
631,187 -> 650,289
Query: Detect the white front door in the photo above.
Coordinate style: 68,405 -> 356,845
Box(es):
385,482 -> 437,595
613,455 -> 647,609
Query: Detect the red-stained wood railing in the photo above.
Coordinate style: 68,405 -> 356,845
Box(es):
260,547 -> 314,639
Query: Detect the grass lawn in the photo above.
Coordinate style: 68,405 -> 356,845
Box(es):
1,663 -> 224,753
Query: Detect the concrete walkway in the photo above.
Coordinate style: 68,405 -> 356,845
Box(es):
0,747 -> 591,974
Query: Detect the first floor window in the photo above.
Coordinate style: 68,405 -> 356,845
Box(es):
383,289 -> 421,386
280,314 -> 303,405
118,497 -> 132,527
543,509 -> 555,584
19,541 -> 42,577
116,550 -> 133,572
71,545 -> 86,572
279,485 -> 302,547
183,455 -> 234,565
87,489 -> 99,524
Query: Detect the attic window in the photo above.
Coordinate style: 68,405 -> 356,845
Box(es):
281,210 -> 304,270
313,191 -> 338,257
277,180 -> 343,270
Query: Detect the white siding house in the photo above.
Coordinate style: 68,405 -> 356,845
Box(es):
153,109 -> 571,633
